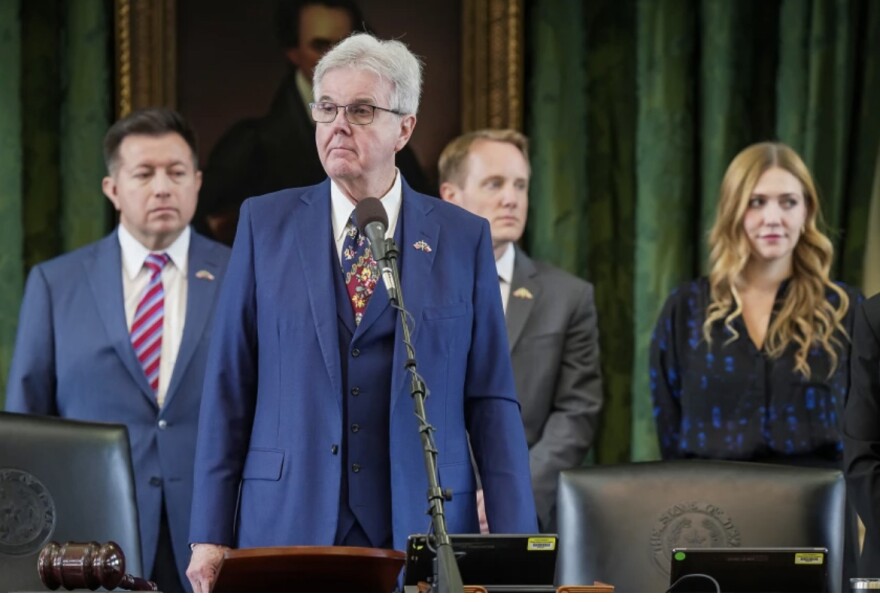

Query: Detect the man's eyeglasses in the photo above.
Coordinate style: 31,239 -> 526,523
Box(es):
309,102 -> 403,125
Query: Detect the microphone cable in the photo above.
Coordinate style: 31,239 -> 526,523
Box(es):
665,572 -> 722,593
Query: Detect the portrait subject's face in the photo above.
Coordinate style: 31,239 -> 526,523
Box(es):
742,166 -> 807,267
441,139 -> 530,255
314,67 -> 415,194
286,5 -> 353,82
102,133 -> 201,250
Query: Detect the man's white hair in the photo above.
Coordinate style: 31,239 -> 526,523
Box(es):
313,32 -> 423,116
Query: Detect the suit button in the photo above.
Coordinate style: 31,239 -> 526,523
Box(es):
351,424 -> 360,433
149,477 -> 162,487
331,445 -> 339,455
351,387 -> 360,396
352,464 -> 361,473
351,348 -> 360,357
157,419 -> 168,430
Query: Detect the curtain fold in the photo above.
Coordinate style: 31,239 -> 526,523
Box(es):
631,0 -> 698,461
0,0 -> 111,407
580,0 -> 638,464
841,0 -> 880,286
863,148 -> 880,297
526,0 -> 639,463
0,0 -> 24,399
526,0 -> 589,274
526,0 -> 880,462
22,0 -> 63,270
61,0 -> 112,251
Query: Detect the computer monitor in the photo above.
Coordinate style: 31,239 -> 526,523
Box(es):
669,547 -> 829,593
0,412 -> 142,592
404,533 -> 559,593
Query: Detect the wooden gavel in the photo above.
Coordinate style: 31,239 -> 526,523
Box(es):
38,541 -> 158,592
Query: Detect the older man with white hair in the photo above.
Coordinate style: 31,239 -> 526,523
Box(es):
186,33 -> 537,592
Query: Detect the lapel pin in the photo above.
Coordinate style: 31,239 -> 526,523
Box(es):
513,287 -> 533,300
195,269 -> 215,281
413,240 -> 433,253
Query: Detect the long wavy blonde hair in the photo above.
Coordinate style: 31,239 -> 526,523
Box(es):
703,142 -> 849,378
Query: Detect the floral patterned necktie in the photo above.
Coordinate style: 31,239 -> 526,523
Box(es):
340,213 -> 378,326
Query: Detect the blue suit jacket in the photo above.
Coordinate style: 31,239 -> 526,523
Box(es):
5,230 -> 230,588
189,178 -> 537,551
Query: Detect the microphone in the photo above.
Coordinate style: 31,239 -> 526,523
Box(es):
355,204 -> 462,591
354,197 -> 397,302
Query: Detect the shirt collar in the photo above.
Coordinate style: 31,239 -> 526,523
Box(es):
331,170 -> 403,243
295,68 -> 314,114
495,242 -> 515,284
118,224 -> 190,279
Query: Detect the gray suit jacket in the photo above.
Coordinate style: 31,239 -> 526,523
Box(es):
507,247 -> 603,531
844,292 -> 880,576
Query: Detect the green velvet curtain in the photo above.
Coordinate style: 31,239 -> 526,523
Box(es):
0,0 -> 112,405
526,0 -> 880,463
0,1 -> 25,408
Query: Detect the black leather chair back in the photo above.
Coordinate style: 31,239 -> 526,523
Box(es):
0,412 -> 142,592
556,460 -> 845,592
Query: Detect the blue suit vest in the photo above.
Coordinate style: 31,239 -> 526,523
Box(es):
332,221 -> 403,548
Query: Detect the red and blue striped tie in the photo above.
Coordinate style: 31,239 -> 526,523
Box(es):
131,253 -> 170,397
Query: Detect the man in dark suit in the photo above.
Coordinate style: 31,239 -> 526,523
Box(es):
195,0 -> 427,245
186,33 -> 537,592
5,108 -> 231,592
843,292 -> 880,577
439,129 -> 604,531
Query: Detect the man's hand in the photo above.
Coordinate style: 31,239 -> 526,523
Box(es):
476,488 -> 490,534
187,543 -> 230,593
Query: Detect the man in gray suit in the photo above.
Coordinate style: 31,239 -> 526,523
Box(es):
438,129 -> 603,531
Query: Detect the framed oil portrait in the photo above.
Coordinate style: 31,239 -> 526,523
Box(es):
112,0 -> 524,186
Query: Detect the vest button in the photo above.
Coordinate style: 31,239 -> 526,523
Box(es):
149,476 -> 162,487
351,387 -> 360,396
331,444 -> 339,455
158,419 -> 168,430
351,348 -> 361,357
352,463 -> 361,473
351,423 -> 360,433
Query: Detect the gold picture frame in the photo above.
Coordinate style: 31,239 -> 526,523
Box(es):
112,0 -> 524,131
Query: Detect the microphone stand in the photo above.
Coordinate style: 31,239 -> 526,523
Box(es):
382,240 -> 463,594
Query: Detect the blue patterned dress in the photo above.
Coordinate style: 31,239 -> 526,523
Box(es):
650,277 -> 862,462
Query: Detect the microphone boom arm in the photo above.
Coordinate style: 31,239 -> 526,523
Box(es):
385,240 -> 463,593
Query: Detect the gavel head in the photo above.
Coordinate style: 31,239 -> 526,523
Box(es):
38,540 -> 126,591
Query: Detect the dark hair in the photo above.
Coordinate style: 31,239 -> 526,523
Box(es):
275,0 -> 364,49
103,107 -> 199,174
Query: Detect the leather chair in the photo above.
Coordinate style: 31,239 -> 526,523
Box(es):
556,460 -> 845,592
0,412 -> 142,592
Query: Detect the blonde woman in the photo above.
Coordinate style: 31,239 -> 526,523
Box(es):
649,141 -> 862,580
651,141 -> 860,462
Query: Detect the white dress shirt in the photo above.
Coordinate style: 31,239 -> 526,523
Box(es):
119,225 -> 190,408
296,68 -> 314,114
331,170 -> 403,264
495,242 -> 515,314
